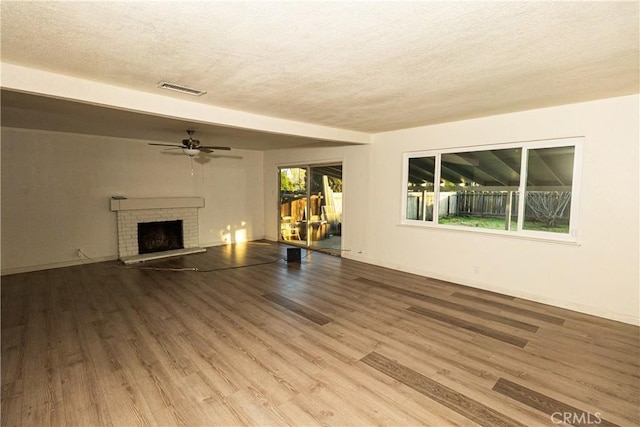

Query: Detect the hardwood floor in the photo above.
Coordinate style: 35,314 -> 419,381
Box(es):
2,241 -> 638,426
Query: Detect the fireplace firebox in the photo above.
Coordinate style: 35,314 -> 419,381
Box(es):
137,220 -> 184,254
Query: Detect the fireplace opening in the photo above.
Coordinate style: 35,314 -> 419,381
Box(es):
137,220 -> 184,254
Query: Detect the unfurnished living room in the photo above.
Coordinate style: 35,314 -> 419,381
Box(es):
1,1 -> 638,426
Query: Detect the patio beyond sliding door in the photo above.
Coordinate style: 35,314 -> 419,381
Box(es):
278,164 -> 342,254
279,167 -> 307,244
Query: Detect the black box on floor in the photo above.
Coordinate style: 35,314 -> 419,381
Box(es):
286,248 -> 302,263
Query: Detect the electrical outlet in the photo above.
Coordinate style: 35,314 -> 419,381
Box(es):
473,265 -> 480,273
77,248 -> 83,258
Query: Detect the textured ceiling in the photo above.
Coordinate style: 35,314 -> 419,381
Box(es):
1,1 -> 638,140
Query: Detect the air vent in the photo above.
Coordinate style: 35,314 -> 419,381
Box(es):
157,81 -> 207,96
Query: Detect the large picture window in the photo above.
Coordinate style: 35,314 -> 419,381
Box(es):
402,138 -> 582,241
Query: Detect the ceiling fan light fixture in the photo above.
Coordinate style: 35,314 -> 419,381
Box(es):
157,81 -> 207,96
182,148 -> 200,157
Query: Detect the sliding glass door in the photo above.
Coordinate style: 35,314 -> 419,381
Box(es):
308,165 -> 342,252
279,164 -> 342,254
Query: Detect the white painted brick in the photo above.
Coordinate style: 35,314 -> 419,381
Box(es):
115,202 -> 203,258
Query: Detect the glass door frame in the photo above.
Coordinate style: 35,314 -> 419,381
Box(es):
277,162 -> 343,254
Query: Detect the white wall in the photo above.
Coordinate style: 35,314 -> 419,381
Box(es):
264,95 -> 639,325
372,95 -> 639,324
1,128 -> 264,274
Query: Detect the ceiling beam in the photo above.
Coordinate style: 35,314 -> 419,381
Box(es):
527,150 -> 565,186
1,62 -> 371,145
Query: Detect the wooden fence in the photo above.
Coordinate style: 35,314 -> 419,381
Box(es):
451,190 -> 570,221
407,190 -> 571,223
280,194 -> 323,223
454,191 -> 518,218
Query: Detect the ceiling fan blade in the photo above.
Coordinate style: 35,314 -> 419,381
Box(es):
149,142 -> 181,147
150,131 -> 230,154
200,145 -> 232,151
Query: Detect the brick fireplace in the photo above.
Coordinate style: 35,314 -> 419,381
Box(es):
110,197 -> 205,263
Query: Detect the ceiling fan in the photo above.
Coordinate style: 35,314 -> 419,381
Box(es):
149,130 -> 231,157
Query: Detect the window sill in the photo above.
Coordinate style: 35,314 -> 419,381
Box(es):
398,221 -> 581,246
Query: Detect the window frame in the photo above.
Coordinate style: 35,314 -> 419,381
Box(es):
401,137 -> 583,243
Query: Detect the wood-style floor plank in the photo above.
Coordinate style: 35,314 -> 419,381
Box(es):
451,292 -> 566,325
361,351 -> 526,427
493,377 -> 620,427
2,241 -> 638,426
262,292 -> 333,326
407,305 -> 530,348
357,276 -> 540,332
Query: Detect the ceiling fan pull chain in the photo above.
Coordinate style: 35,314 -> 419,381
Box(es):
190,156 -> 195,176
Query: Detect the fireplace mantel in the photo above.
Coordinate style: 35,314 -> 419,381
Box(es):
110,197 -> 204,211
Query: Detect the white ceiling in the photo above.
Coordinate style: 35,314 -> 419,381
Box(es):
1,1 -> 638,148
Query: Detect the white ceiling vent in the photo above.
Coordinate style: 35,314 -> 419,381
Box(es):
157,81 -> 207,96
